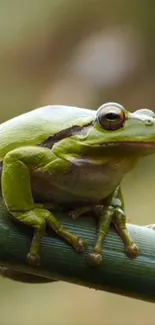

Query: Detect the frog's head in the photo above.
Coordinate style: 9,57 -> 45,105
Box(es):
79,102 -> 155,156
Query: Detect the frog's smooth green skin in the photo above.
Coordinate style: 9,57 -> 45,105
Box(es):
0,103 -> 155,267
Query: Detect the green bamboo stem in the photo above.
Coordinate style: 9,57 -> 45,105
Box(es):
0,195 -> 155,303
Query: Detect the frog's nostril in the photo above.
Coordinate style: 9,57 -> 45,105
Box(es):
145,119 -> 153,126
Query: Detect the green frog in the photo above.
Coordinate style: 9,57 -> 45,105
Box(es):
0,102 -> 155,266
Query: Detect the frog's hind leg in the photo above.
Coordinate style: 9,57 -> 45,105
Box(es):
13,208 -> 87,266
1,146 -> 87,266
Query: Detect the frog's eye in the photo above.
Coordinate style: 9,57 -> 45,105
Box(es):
96,102 -> 126,131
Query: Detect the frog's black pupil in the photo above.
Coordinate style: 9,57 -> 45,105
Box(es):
105,112 -> 119,120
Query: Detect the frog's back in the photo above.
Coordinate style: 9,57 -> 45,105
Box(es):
0,105 -> 95,159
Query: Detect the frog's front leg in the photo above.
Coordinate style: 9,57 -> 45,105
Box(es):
69,205 -> 114,265
88,205 -> 114,266
111,186 -> 140,258
112,207 -> 140,258
87,186 -> 140,266
2,146 -> 87,266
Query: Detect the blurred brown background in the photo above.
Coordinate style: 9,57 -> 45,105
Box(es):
0,0 -> 155,324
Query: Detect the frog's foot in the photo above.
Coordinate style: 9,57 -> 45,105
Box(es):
88,251 -> 102,266
11,208 -> 87,266
88,206 -> 114,267
72,238 -> 88,253
47,212 -> 88,253
112,207 -> 140,259
27,253 -> 40,266
11,209 -> 47,267
125,243 -> 140,259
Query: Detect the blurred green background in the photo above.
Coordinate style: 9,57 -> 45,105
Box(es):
0,0 -> 155,324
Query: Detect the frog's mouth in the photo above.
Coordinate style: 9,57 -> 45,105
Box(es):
102,141 -> 155,155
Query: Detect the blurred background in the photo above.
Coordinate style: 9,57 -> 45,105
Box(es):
0,0 -> 155,324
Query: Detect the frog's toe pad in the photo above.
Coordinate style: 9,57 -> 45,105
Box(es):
73,238 -> 87,253
27,253 -> 40,266
88,252 -> 103,266
126,243 -> 140,259
69,211 -> 79,219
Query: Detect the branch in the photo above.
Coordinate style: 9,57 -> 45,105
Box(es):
0,194 -> 155,302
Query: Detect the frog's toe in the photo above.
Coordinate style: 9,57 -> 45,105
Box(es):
88,252 -> 103,266
69,210 -> 79,219
73,238 -> 88,253
125,243 -> 140,259
27,253 -> 40,266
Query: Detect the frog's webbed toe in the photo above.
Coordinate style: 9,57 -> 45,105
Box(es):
125,243 -> 140,259
27,252 -> 41,266
73,238 -> 88,253
88,252 -> 103,266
